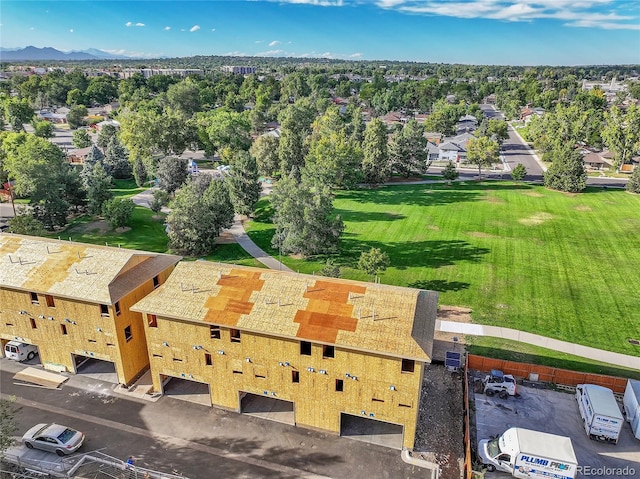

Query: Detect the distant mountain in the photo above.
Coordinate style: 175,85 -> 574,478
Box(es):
0,46 -> 132,61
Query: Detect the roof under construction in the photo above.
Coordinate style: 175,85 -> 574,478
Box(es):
132,261 -> 438,361
0,234 -> 181,305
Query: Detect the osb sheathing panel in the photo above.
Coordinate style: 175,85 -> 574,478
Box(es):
0,235 -> 147,304
133,262 -> 436,361
145,316 -> 423,448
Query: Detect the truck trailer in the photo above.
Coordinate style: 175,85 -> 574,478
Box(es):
623,379 -> 640,440
478,427 -> 578,479
575,384 -> 624,443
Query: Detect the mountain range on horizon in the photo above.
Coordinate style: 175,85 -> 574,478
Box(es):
0,46 -> 136,61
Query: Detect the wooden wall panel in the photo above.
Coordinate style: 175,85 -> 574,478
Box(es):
145,315 -> 425,449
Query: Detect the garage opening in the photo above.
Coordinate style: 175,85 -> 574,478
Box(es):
160,374 -> 211,406
340,413 -> 404,449
240,392 -> 295,425
72,354 -> 118,383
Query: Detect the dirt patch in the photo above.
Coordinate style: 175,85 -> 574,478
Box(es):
482,195 -> 506,204
518,212 -> 553,226
523,191 -> 544,198
215,231 -> 236,244
433,306 -> 471,360
115,226 -> 131,233
414,364 -> 464,479
81,220 -> 110,234
426,225 -> 440,231
574,205 -> 592,212
467,231 -> 498,239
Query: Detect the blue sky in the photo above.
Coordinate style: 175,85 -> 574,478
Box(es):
1,0 -> 639,65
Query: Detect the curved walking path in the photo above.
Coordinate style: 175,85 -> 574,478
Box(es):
132,186 -> 639,370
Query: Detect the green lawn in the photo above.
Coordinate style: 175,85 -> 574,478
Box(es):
246,181 -> 640,357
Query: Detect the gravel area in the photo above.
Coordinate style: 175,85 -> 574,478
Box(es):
414,363 -> 465,479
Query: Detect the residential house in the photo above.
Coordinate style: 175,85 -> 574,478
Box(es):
456,114 -> 478,134
0,234 -> 181,385
438,141 -> 466,163
36,109 -> 67,124
520,107 -> 545,124
67,146 -> 93,165
582,152 -> 611,170
426,142 -> 440,162
131,261 -> 438,449
424,132 -> 443,145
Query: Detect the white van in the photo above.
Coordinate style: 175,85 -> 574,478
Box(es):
4,341 -> 38,361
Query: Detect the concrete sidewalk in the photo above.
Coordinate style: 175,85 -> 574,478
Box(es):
229,216 -> 293,271
438,320 -> 639,370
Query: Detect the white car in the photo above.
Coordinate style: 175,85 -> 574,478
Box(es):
23,423 -> 85,456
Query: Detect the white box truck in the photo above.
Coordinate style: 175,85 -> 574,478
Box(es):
623,379 -> 640,440
575,384 -> 624,443
478,427 -> 577,479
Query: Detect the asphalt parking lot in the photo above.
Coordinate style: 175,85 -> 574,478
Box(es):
473,379 -> 640,478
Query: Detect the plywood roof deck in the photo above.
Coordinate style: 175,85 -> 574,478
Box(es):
132,261 -> 438,361
0,234 -> 181,304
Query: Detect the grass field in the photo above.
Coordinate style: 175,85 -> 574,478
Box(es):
246,181 -> 640,357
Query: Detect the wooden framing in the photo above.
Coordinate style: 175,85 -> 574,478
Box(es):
0,234 -> 181,385
133,261 -> 438,449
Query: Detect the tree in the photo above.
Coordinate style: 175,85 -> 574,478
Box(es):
442,161 -> 459,185
81,144 -> 106,188
388,119 -> 428,176
97,124 -> 118,149
133,158 -> 148,187
466,136 -> 500,178
72,128 -> 92,148
102,198 -> 135,229
361,118 -> 389,186
150,189 -> 169,214
320,259 -> 341,278
510,163 -> 527,181
85,76 -> 118,105
7,211 -> 46,236
270,174 -> 344,257
196,108 -> 252,159
602,105 -> 640,171
87,163 -> 113,214
104,136 -> 132,179
227,150 -> 261,216
543,144 -> 587,193
358,247 -> 390,280
167,79 -> 202,118
3,97 -> 33,131
156,157 -> 188,195
67,105 -> 88,129
304,132 -> 363,188
167,175 -> 235,256
32,120 -> 55,138
626,167 -> 640,194
485,119 -> 509,144
278,99 -> 315,175
0,398 -> 18,459
250,134 -> 280,177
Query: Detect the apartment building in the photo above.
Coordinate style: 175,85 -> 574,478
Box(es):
0,234 -> 181,385
132,261 -> 438,449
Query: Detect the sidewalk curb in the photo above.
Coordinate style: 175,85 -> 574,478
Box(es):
401,449 -> 440,477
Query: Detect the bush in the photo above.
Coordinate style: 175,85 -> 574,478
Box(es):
102,198 -> 135,229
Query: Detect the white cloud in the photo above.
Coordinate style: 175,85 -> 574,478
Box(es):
211,28 -> 216,32
29,27 -> 35,30
164,26 -> 171,31
126,21 -> 133,27
69,29 -> 74,33
269,40 -> 281,46
255,40 -> 264,44
136,23 -> 145,27
126,21 -> 145,27
272,0 -> 344,5
350,52 -> 362,58
257,49 -> 285,56
190,25 -> 200,32
373,0 -> 639,30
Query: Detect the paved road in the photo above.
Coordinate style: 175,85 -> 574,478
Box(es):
0,361 -> 427,479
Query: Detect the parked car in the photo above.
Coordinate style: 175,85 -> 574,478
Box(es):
22,423 -> 85,456
4,341 -> 38,362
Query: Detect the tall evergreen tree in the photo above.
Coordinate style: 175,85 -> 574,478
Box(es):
278,99 -> 315,175
156,157 -> 188,195
81,144 -> 106,188
105,136 -> 132,179
227,151 -> 261,216
626,166 -> 640,194
87,163 -> 113,214
361,118 -> 389,186
388,119 -> 427,177
133,157 -> 148,187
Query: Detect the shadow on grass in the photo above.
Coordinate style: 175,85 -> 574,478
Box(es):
409,279 -> 470,292
340,237 -> 490,270
337,182 -> 533,207
332,210 -> 406,222
467,345 -> 640,380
